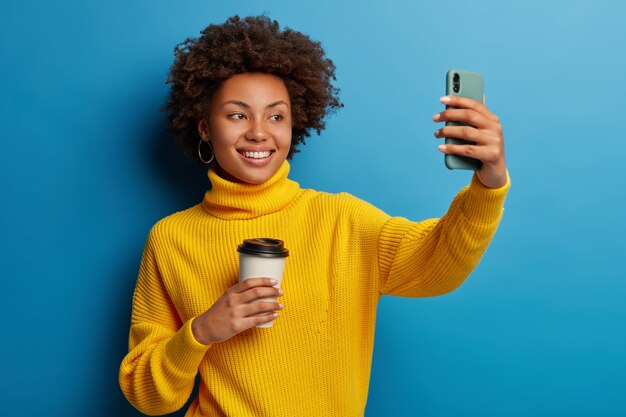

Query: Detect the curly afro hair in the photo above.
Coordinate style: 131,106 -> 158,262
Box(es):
163,15 -> 343,161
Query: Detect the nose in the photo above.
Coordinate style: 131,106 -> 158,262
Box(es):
245,118 -> 269,142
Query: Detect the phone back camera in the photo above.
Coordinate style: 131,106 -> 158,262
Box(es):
453,73 -> 461,93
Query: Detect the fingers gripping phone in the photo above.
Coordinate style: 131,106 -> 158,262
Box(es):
445,69 -> 484,171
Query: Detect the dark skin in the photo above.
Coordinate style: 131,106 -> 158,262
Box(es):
192,278 -> 283,344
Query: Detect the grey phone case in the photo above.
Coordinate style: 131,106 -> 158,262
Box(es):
445,69 -> 484,171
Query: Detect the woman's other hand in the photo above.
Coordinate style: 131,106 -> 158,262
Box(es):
433,96 -> 507,188
191,278 -> 283,345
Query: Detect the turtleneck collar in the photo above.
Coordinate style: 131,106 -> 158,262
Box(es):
202,161 -> 302,220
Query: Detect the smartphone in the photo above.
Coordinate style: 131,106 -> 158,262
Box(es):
444,69 -> 484,171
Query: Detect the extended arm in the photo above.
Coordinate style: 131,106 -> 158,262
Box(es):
379,174 -> 509,297
380,96 -> 509,296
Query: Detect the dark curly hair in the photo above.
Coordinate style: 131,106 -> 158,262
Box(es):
163,15 -> 342,161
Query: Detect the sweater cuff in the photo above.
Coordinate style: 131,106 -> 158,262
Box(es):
461,171 -> 511,224
164,318 -> 211,376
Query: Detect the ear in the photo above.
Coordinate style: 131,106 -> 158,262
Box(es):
197,119 -> 210,141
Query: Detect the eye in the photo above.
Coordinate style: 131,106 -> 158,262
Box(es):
228,113 -> 246,120
269,114 -> 284,122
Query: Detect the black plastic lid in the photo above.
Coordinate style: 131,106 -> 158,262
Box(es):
237,238 -> 289,258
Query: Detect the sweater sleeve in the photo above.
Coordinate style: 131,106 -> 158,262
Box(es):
378,173 -> 510,297
119,227 -> 211,415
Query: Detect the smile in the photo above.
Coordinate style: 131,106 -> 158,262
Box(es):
240,151 -> 272,159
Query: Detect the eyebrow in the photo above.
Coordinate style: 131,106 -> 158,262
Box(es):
222,100 -> 289,109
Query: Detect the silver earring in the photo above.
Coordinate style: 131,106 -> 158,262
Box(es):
198,139 -> 214,164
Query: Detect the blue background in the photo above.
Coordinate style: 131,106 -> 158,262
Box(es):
1,0 -> 625,416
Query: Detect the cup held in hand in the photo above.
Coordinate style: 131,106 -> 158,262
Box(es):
238,238 -> 289,328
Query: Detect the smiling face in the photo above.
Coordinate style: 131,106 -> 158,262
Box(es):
198,73 -> 293,185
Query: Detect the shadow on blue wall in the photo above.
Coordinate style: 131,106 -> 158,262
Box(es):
146,117 -> 212,203
99,120 -> 208,416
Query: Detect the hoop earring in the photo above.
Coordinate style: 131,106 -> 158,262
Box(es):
198,139 -> 214,164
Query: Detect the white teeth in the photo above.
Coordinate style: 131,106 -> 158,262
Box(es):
242,151 -> 271,159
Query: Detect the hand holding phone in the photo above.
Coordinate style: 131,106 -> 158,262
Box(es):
433,69 -> 508,188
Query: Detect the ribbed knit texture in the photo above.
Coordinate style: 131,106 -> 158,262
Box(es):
119,161 -> 510,416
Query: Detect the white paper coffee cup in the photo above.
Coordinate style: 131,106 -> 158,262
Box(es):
238,238 -> 289,328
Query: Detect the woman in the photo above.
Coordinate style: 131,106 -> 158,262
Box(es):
119,15 -> 509,416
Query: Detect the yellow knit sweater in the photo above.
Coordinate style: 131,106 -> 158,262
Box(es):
119,161 -> 509,416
